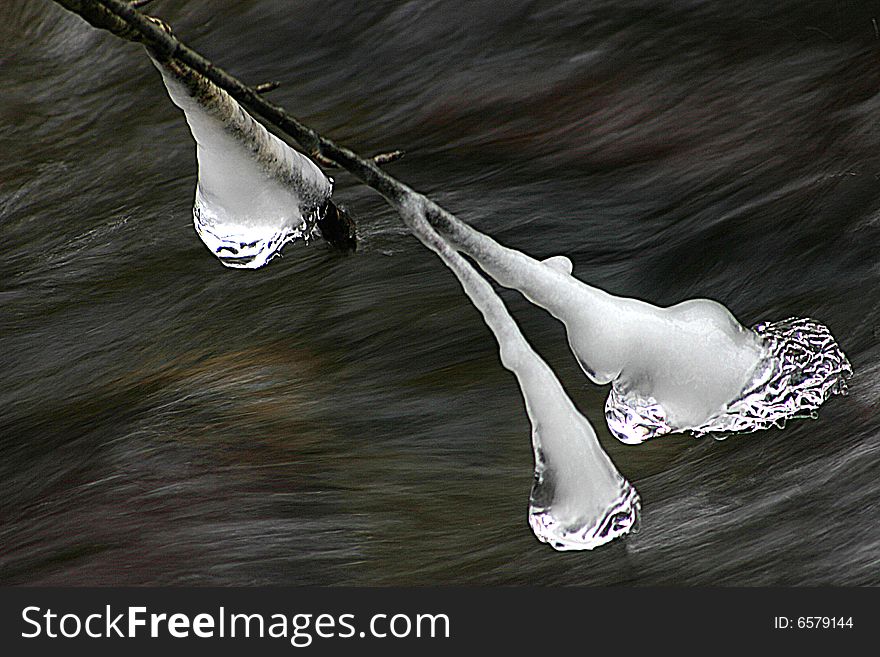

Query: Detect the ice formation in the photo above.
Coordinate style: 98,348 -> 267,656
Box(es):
146,26 -> 638,550
604,317 -> 853,441
418,203 -> 851,444
395,197 -> 640,550
150,56 -> 346,267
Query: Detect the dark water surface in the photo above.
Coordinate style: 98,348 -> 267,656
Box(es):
1,0 -> 878,585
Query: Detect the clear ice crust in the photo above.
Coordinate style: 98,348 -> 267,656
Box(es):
419,206 -> 852,444
395,197 -> 640,551
605,317 -> 853,442
152,57 -> 333,268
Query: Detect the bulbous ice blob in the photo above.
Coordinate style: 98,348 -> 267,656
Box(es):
418,202 -> 852,443
606,317 -> 853,442
454,234 -> 765,426
151,57 -> 333,268
396,197 -> 639,550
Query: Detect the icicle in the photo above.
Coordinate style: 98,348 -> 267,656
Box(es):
151,56 -> 336,267
395,196 -> 640,550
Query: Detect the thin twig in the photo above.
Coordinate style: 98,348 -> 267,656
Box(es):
313,149 -> 405,169
373,149 -> 405,165
253,81 -> 281,94
51,0 -> 455,238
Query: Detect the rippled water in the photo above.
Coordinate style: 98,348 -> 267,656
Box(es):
1,0 -> 878,585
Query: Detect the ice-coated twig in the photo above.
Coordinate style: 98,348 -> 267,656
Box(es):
49,2 -> 853,550
395,197 -> 640,550
56,2 -> 641,548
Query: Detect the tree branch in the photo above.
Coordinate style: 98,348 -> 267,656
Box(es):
53,1 -> 410,195
48,0 -> 489,269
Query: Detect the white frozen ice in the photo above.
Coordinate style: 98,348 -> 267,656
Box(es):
424,214 -> 763,423
604,316 -> 853,441
418,202 -> 851,443
541,255 -> 574,275
152,57 -> 333,268
144,50 -> 849,550
395,196 -> 640,550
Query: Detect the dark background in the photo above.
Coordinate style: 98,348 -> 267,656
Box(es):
1,0 -> 878,585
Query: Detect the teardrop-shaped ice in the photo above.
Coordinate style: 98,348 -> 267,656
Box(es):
152,57 -> 333,268
396,197 -> 640,550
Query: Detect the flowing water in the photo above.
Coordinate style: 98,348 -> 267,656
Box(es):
1,0 -> 879,584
